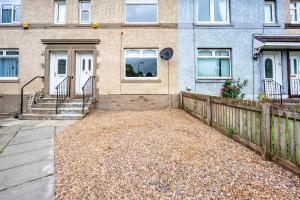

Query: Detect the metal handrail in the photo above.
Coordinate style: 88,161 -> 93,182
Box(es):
82,76 -> 94,114
56,76 -> 73,114
20,76 -> 44,114
264,79 -> 283,104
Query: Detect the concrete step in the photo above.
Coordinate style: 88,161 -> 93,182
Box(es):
31,102 -> 92,109
36,98 -> 84,103
19,113 -> 85,120
29,107 -> 90,115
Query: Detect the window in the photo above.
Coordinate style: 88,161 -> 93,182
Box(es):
124,49 -> 158,79
265,58 -> 273,79
197,49 -> 231,79
0,49 -> 19,79
290,1 -> 300,23
125,0 -> 158,24
0,0 -> 21,24
79,1 -> 91,24
197,0 -> 229,24
54,1 -> 66,24
264,1 -> 276,23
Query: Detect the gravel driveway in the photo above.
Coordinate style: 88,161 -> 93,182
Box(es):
55,109 -> 300,199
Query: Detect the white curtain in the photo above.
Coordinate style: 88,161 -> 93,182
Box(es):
218,0 -> 227,22
0,58 -> 19,77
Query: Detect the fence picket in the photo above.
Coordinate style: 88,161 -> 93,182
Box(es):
288,119 -> 295,164
274,116 -> 279,155
296,121 -> 300,166
280,116 -> 287,159
252,111 -> 256,143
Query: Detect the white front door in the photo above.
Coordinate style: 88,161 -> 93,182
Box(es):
50,52 -> 68,95
263,51 -> 282,84
76,52 -> 93,94
289,52 -> 300,96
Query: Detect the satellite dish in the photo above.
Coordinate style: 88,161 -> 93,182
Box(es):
160,48 -> 174,61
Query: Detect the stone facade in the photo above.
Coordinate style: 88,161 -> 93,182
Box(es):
0,0 -> 179,113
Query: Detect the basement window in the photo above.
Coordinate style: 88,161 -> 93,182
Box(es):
0,49 -> 19,80
124,49 -> 158,79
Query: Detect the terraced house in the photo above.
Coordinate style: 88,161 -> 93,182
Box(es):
178,0 -> 288,100
0,0 -> 179,119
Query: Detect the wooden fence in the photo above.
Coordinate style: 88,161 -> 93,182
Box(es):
182,92 -> 300,176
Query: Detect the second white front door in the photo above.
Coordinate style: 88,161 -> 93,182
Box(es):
76,52 -> 93,94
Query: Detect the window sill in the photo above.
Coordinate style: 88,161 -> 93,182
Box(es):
0,24 -> 22,27
121,23 -> 161,28
196,79 -> 231,83
121,79 -> 161,83
194,23 -> 233,27
285,23 -> 300,29
263,23 -> 281,27
0,79 -> 20,83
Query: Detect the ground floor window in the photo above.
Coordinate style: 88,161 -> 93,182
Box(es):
197,49 -> 231,79
0,49 -> 19,79
125,49 -> 158,79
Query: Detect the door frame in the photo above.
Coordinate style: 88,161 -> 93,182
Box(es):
287,50 -> 300,98
49,51 -> 69,95
42,41 -> 99,98
75,51 -> 94,95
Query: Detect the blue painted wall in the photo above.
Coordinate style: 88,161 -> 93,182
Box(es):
178,0 -> 285,99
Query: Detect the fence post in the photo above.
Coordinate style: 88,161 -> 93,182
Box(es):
206,96 -> 212,126
262,103 -> 272,161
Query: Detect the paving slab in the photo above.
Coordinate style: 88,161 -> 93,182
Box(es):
9,127 -> 54,146
0,176 -> 54,200
1,138 -> 54,157
0,160 -> 53,191
0,126 -> 20,153
0,146 -> 53,171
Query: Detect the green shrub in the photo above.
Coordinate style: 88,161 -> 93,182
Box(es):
220,79 -> 248,100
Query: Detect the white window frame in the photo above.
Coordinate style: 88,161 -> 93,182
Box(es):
264,1 -> 276,23
79,1 -> 91,24
125,0 -> 159,24
0,49 -> 19,80
54,1 -> 66,24
0,0 -> 21,24
124,49 -> 159,80
196,0 -> 230,24
197,49 -> 232,80
290,1 -> 300,23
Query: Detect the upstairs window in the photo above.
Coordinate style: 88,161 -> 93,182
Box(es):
125,0 -> 158,24
0,0 -> 21,24
264,1 -> 276,23
197,0 -> 230,24
290,1 -> 300,23
0,49 -> 19,80
54,0 -> 66,24
197,49 -> 231,79
79,1 -> 91,24
125,49 -> 158,79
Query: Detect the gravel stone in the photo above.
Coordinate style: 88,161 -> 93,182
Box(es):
55,109 -> 300,199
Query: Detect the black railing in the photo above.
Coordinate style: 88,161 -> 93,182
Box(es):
20,76 -> 44,114
264,79 -> 283,104
56,76 -> 72,114
290,79 -> 300,97
82,76 -> 94,115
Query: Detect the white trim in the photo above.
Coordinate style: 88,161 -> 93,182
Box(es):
196,0 -> 230,25
290,1 -> 300,23
79,1 -> 91,24
0,49 -> 19,79
0,1 -> 21,24
54,1 -> 66,24
196,49 -> 232,80
264,1 -> 276,24
125,0 -> 159,24
124,49 -> 159,80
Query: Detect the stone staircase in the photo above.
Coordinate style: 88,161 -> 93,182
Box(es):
282,98 -> 300,106
19,97 -> 96,120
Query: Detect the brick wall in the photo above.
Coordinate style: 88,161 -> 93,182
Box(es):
97,94 -> 180,111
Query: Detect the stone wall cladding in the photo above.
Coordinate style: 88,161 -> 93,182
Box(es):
0,95 -> 20,114
97,94 -> 180,111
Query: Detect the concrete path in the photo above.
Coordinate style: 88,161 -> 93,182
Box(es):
0,119 -> 76,200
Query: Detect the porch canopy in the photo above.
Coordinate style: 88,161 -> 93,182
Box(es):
254,35 -> 300,50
